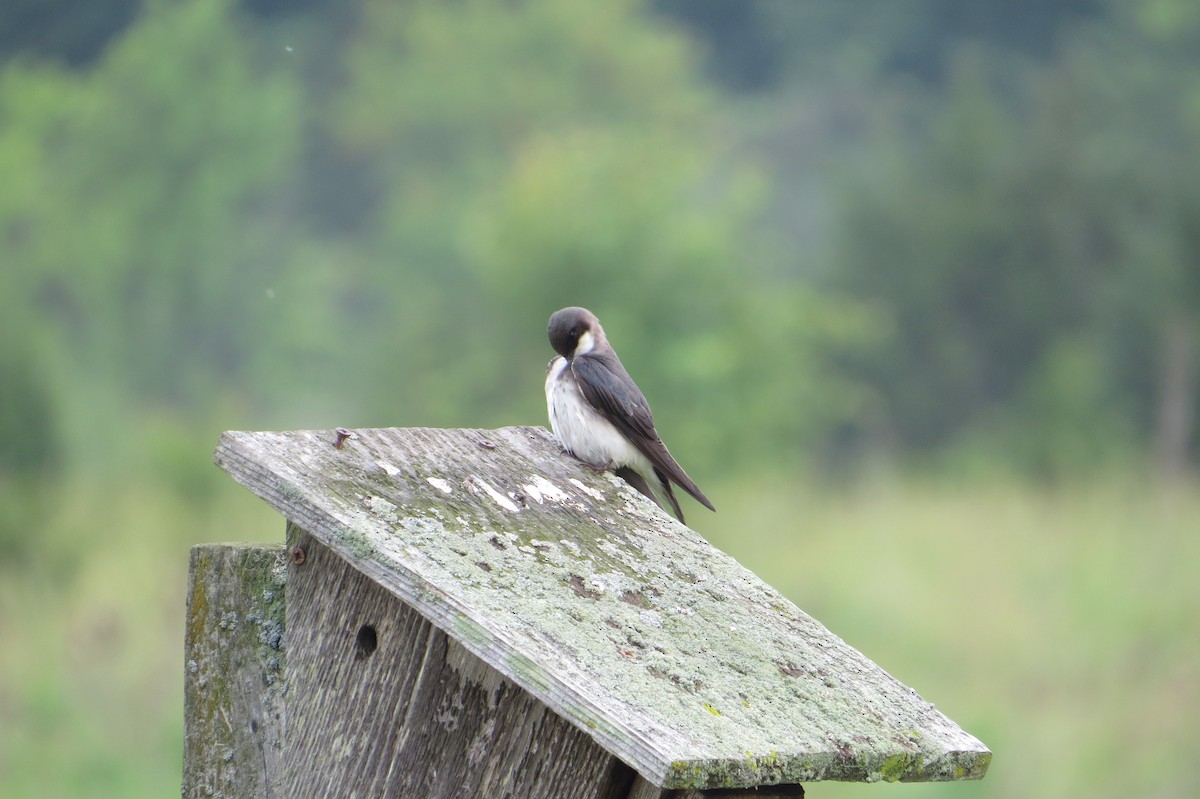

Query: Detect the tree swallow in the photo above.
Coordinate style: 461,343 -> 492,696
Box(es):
545,306 -> 715,523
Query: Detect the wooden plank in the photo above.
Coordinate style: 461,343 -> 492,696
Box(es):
281,527 -> 636,798
626,775 -> 806,799
182,543 -> 288,799
626,775 -> 670,799
215,426 -> 991,790
683,785 -> 806,798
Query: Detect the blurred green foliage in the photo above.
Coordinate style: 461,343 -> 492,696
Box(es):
820,1 -> 1200,476
1,0 -> 1194,482
0,0 -> 1198,797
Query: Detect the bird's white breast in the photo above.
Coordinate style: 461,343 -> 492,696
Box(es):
546,356 -> 652,474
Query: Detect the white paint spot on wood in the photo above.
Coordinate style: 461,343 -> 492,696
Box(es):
376,460 -> 401,477
527,475 -> 568,503
569,479 -> 603,500
426,477 -> 453,494
472,476 -> 519,512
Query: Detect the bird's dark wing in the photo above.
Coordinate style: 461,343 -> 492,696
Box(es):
654,467 -> 686,523
615,465 -> 686,524
613,466 -> 659,507
571,352 -> 714,513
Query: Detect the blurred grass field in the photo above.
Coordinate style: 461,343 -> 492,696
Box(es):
2,462 -> 1196,798
715,475 -> 1200,798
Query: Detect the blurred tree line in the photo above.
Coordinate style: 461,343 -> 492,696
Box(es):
1,0 -> 1198,492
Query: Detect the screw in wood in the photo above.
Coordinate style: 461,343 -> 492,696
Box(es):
290,546 -> 306,565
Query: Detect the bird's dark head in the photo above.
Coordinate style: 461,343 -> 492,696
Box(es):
548,306 -> 602,359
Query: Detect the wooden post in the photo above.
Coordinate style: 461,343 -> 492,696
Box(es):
187,425 -> 990,796
281,524 -> 635,798
182,543 -> 287,798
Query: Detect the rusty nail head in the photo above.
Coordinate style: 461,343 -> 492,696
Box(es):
334,428 -> 352,449
290,546 -> 306,565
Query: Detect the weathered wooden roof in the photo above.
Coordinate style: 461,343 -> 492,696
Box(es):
214,426 -> 990,790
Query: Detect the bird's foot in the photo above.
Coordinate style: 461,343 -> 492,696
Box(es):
582,460 -> 613,474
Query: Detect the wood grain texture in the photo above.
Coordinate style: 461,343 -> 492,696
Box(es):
282,528 -> 636,799
183,544 -> 288,799
628,775 -> 804,799
214,426 -> 991,789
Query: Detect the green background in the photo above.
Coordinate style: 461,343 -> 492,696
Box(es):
1,1 -> 1197,796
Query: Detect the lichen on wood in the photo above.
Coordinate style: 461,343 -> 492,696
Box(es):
213,425 -> 991,790
182,543 -> 288,799
280,529 -> 637,798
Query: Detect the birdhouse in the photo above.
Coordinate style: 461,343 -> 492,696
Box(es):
182,426 -> 990,798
